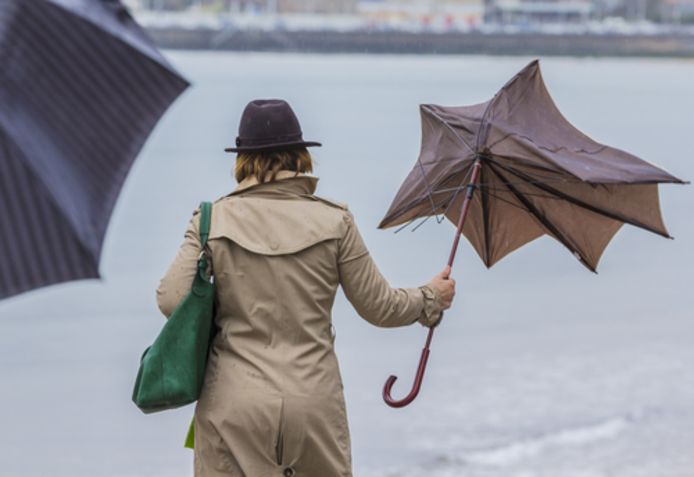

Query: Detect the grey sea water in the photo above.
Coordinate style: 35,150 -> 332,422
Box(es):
0,52 -> 693,477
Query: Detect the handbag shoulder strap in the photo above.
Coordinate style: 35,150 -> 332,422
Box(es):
196,202 -> 213,278
198,201 -> 212,248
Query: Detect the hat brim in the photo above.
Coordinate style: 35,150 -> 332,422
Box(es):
224,140 -> 322,153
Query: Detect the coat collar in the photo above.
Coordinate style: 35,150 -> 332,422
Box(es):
227,170 -> 319,197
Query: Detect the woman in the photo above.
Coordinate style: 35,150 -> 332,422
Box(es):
157,99 -> 456,477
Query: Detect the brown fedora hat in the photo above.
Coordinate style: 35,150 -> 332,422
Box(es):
224,99 -> 322,153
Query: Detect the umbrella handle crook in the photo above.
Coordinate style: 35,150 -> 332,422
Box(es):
382,325 -> 436,408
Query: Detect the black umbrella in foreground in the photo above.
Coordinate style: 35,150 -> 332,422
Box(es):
0,0 -> 189,300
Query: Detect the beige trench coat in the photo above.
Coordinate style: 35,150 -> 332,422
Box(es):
157,171 -> 443,477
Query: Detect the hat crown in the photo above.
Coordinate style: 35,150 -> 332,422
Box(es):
226,99 -> 321,152
238,99 -> 301,142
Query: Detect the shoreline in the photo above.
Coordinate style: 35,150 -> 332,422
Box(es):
147,29 -> 694,57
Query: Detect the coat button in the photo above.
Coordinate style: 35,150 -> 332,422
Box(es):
283,467 -> 295,477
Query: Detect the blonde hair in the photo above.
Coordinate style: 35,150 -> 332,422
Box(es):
234,148 -> 313,184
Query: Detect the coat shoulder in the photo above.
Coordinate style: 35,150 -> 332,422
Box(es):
309,194 -> 349,211
304,194 -> 355,227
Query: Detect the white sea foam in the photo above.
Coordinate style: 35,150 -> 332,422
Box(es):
461,416 -> 630,466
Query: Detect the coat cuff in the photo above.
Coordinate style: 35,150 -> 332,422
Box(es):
416,284 -> 443,327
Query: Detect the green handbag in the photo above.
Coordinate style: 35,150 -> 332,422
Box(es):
132,201 -> 216,414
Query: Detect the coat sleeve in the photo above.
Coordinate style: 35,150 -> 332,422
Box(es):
337,211 -> 443,328
156,211 -> 204,318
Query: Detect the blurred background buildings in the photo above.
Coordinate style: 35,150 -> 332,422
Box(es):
127,0 -> 694,24
123,0 -> 694,55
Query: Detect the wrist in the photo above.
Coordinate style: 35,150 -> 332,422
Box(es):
418,285 -> 443,327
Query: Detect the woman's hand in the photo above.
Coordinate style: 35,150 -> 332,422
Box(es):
427,265 -> 456,310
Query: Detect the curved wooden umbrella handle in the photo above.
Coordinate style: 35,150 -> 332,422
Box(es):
383,323 -> 437,408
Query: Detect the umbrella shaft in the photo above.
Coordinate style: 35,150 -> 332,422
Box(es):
447,159 -> 482,267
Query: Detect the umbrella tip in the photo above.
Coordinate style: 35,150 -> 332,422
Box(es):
575,252 -> 598,273
526,58 -> 541,69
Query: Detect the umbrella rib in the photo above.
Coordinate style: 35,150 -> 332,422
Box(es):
487,162 -> 597,273
386,163 -> 475,229
388,186 -> 452,232
411,166 -> 474,230
399,189 -> 455,232
421,105 -> 476,154
478,186 -> 565,201
487,153 -> 573,178
494,162 -> 672,239
491,156 -> 683,186
484,190 -> 531,213
428,152 -> 587,190
386,167 -> 561,230
433,181 -> 574,193
393,218 -> 417,234
430,182 -> 572,202
411,215 -> 433,231
416,156 -> 444,224
418,154 -> 478,166
487,151 -> 585,184
485,131 -> 609,156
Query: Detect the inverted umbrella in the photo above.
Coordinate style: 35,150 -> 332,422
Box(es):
379,59 -> 686,407
0,0 -> 188,300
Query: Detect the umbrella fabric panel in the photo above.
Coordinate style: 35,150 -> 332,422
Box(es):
481,60 -> 682,185
0,0 -> 188,299
487,157 -> 670,235
46,0 -> 178,72
484,161 -> 625,271
420,102 -> 488,156
458,164 -> 545,268
0,132 -> 97,299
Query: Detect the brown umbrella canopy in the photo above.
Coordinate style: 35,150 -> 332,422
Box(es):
379,60 -> 685,272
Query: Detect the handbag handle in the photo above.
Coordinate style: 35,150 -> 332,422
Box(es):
196,202 -> 213,280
